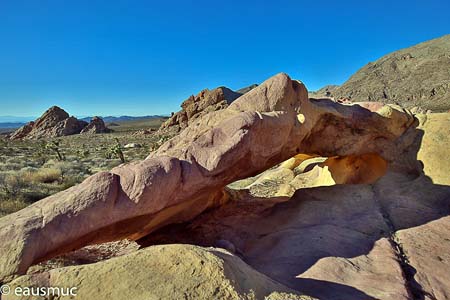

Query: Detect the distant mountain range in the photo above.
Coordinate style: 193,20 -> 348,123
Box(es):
78,115 -> 166,123
0,122 -> 30,129
0,115 -> 166,129
0,116 -> 35,123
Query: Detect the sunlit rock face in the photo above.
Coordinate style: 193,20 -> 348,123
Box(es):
229,153 -> 388,198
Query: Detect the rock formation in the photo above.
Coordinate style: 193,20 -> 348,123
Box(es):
139,112 -> 450,300
160,84 -> 257,132
1,73 -> 449,300
80,116 -> 111,134
325,34 -> 450,111
160,86 -> 241,131
9,106 -> 110,140
0,73 -> 417,281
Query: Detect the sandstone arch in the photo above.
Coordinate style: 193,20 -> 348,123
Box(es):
0,73 -> 416,282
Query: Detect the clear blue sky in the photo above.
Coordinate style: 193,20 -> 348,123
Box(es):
1,0 -> 449,117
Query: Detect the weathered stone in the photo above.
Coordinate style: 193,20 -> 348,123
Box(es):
4,245 -> 314,300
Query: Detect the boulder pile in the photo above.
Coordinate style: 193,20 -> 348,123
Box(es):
9,106 -> 110,140
160,84 -> 257,132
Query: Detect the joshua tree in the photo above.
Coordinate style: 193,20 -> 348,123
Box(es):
106,138 -> 125,163
75,145 -> 90,159
45,140 -> 64,161
33,141 -> 49,165
0,138 -> 7,148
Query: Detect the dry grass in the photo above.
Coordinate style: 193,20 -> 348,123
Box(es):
0,199 -> 28,217
0,117 -> 172,217
23,168 -> 62,183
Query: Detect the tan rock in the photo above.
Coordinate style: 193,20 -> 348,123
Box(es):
4,245 -> 314,300
230,153 -> 387,198
416,113 -> 450,185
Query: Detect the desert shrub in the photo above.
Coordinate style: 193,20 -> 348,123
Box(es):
2,157 -> 28,171
0,172 -> 28,197
22,168 -> 62,184
0,197 -> 28,217
44,160 -> 91,178
31,147 -> 50,166
75,148 -> 90,159
21,189 -> 52,203
59,175 -> 85,190
20,166 -> 39,172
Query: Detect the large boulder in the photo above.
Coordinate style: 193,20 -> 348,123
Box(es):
0,73 -> 416,282
4,245 -> 314,300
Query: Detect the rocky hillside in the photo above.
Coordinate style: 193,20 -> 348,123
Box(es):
10,106 -> 110,140
319,34 -> 450,111
308,84 -> 339,99
160,84 -> 257,131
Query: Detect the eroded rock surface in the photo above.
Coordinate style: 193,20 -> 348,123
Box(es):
140,170 -> 450,300
4,245 -> 315,300
139,112 -> 450,300
0,72 -> 425,296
